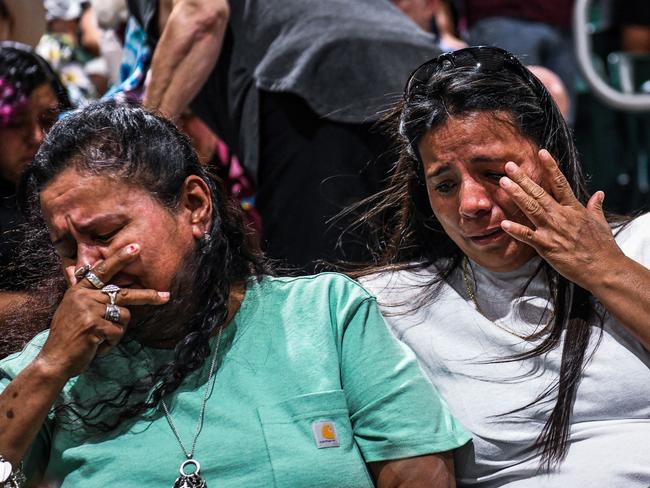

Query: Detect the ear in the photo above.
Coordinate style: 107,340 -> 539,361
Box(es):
179,175 -> 213,239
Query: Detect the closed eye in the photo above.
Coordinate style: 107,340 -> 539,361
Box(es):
94,227 -> 122,244
434,181 -> 457,194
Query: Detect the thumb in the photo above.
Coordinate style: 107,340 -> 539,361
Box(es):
586,191 -> 606,219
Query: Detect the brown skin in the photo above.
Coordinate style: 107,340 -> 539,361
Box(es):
2,145 -> 455,484
499,149 -> 650,351
78,6 -> 101,57
0,83 -> 59,184
369,452 -> 456,488
144,0 -> 229,119
178,113 -> 219,165
419,111 -> 542,273
0,171 -> 213,466
41,169 -> 211,292
392,0 -> 438,32
420,109 -> 650,351
528,66 -> 570,120
621,26 -> 650,54
0,83 -> 60,348
0,244 -> 169,465
0,17 -> 11,41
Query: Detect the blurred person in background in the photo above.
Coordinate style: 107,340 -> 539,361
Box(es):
0,0 -> 47,47
0,1 -> 12,41
37,0 -> 105,103
450,0 -> 578,124
128,0 -> 441,272
0,42 -> 71,356
613,0 -> 650,54
90,0 -> 128,87
392,0 -> 468,51
392,0 -> 571,120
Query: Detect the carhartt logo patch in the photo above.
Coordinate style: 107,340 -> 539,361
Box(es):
311,420 -> 340,448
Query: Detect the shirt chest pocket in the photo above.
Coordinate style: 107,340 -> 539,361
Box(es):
257,389 -> 374,488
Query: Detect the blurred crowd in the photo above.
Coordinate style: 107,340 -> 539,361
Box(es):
1,0 -> 650,323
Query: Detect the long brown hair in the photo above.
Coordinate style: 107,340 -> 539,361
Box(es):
347,50 -> 627,468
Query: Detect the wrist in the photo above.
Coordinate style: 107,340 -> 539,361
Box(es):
0,454 -> 25,487
578,250 -> 628,295
28,356 -> 72,388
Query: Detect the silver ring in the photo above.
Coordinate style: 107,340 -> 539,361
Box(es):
104,303 -> 121,323
101,284 -> 121,305
74,264 -> 91,281
85,271 -> 105,289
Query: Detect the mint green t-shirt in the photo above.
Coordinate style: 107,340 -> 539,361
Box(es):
1,273 -> 470,487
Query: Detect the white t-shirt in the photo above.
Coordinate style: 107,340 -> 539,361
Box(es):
362,213 -> 650,487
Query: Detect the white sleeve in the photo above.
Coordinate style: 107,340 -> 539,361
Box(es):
614,213 -> 650,268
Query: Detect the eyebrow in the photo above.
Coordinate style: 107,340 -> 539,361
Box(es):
469,156 -> 504,164
51,214 -> 128,245
427,165 -> 451,179
426,155 -> 506,179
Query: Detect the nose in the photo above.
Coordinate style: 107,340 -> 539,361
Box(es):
33,126 -> 44,145
24,120 -> 44,150
75,243 -> 105,269
458,176 -> 492,219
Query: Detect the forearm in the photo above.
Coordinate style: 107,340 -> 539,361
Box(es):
143,0 -> 229,119
584,253 -> 650,350
434,1 -> 467,50
435,1 -> 456,38
79,6 -> 101,57
0,359 -> 67,465
369,452 -> 455,488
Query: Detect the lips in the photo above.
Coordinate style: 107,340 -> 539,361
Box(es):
467,228 -> 505,245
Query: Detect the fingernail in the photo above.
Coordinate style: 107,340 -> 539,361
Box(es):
158,291 -> 170,300
126,243 -> 140,254
500,177 -> 512,187
501,221 -> 512,231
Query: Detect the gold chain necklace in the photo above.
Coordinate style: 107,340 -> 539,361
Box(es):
461,257 -> 554,340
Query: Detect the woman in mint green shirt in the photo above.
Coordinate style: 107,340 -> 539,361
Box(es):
0,102 -> 469,487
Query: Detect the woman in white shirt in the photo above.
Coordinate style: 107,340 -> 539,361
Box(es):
357,46 -> 650,487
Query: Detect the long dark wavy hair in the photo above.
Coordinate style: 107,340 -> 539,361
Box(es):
0,42 -> 72,356
350,48 -> 627,468
17,100 -> 270,431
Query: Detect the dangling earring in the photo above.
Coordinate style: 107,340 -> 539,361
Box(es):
200,232 -> 212,254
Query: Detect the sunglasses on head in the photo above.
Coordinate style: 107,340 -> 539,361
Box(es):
403,46 -> 538,101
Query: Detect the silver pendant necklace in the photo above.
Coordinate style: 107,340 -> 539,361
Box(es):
161,326 -> 223,488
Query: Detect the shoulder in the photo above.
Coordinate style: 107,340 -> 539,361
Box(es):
613,213 -> 650,264
360,265 -> 438,301
613,213 -> 650,240
259,272 -> 375,303
246,273 -> 378,329
0,331 -> 49,380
